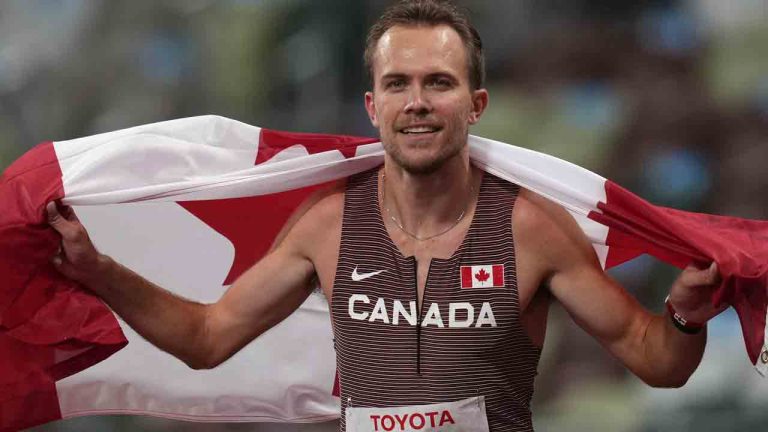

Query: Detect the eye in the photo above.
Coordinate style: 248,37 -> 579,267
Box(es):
428,77 -> 453,90
385,79 -> 406,90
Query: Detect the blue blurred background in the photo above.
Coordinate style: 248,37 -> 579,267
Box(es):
2,0 -> 766,431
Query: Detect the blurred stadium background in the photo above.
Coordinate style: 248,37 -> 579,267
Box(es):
1,0 -> 766,431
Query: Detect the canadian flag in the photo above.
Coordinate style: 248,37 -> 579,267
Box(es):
1,115 -> 768,432
460,265 -> 504,289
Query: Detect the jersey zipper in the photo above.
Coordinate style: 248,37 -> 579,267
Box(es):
415,259 -> 432,376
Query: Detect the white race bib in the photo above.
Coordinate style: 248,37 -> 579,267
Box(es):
345,396 -> 490,432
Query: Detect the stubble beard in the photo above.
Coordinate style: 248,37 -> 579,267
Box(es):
382,125 -> 468,176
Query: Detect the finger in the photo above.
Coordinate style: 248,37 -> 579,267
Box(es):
47,202 -> 86,242
59,203 -> 81,223
46,202 -> 72,230
51,253 -> 76,280
680,263 -> 720,287
708,262 -> 721,284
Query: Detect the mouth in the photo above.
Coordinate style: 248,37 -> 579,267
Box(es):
398,124 -> 442,135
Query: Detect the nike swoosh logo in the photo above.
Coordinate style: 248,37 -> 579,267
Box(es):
351,266 -> 385,282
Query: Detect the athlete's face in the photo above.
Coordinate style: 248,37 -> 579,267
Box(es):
365,25 -> 488,175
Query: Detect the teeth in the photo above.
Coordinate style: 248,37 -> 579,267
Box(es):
402,126 -> 437,134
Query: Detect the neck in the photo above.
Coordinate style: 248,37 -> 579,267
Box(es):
381,151 -> 477,241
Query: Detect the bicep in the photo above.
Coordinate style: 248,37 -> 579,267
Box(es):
550,260 -> 648,352
202,184 -> 344,366
205,242 -> 316,365
519,192 -> 650,360
550,254 -> 655,377
547,214 -> 638,343
205,208 -> 322,364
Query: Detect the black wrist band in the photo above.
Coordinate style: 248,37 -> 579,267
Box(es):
665,298 -> 704,335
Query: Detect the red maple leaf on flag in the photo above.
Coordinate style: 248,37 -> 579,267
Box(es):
475,268 -> 490,282
181,129 -> 377,286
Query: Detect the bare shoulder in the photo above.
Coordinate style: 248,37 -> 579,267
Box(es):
275,179 -> 346,256
512,188 -> 598,275
513,188 -> 578,244
301,180 -> 346,234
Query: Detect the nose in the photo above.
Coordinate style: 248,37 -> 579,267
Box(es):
403,86 -> 432,116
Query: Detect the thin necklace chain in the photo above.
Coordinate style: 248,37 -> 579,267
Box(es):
381,171 -> 474,242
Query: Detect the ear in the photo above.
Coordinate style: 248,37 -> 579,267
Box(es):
364,91 -> 379,128
468,88 -> 489,125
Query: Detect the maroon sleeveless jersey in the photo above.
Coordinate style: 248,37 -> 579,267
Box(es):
331,168 -> 541,431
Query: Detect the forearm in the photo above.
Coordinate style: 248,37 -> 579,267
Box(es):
84,254 -> 213,369
640,312 -> 706,387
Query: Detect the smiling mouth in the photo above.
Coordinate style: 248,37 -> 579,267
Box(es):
399,125 -> 442,135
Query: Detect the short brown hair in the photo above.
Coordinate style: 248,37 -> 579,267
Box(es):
364,0 -> 485,90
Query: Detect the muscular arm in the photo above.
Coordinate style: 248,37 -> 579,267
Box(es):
74,235 -> 315,370
47,185 -> 342,370
514,190 -> 723,387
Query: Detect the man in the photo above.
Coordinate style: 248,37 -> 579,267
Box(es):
47,1 -> 726,430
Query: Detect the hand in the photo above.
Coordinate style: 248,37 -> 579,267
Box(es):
46,201 -> 106,286
667,262 -> 728,325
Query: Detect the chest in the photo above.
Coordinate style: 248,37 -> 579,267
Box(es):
317,212 -> 543,321
322,170 -> 544,313
389,223 -> 470,308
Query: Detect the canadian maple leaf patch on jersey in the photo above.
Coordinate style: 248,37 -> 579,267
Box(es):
475,269 -> 490,282
461,264 -> 504,289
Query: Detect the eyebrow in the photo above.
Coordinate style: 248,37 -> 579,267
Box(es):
380,73 -> 408,82
379,72 -> 458,82
426,72 -> 458,83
